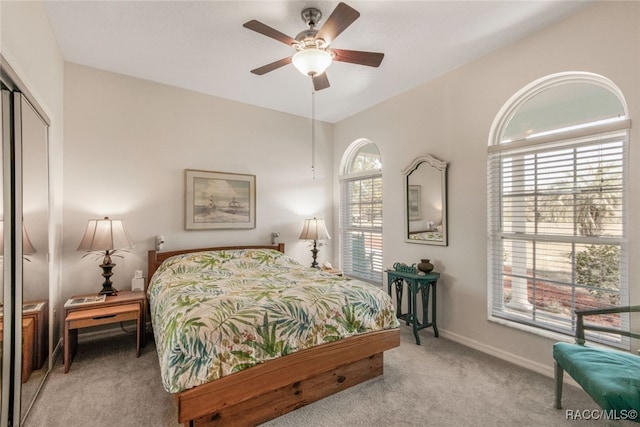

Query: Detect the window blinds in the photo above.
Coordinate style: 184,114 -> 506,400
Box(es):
340,174 -> 383,284
488,129 -> 628,346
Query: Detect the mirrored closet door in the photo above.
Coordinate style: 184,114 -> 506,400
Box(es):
19,91 -> 50,423
1,59 -> 51,426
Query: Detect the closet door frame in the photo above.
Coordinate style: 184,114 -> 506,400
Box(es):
1,83 -> 18,426
1,54 -> 51,427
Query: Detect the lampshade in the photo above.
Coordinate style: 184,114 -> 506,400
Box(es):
77,217 -> 134,252
0,220 -> 36,255
292,49 -> 332,77
299,217 -> 331,241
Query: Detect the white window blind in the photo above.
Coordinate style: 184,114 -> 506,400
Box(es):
340,173 -> 383,284
488,129 -> 629,346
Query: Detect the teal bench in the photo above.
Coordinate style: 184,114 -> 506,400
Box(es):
553,305 -> 640,421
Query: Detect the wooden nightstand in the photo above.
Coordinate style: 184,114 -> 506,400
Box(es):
64,290 -> 145,373
0,318 -> 35,382
23,300 -> 48,370
322,268 -> 343,276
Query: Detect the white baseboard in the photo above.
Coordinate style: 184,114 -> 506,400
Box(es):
438,328 -> 580,387
52,337 -> 62,366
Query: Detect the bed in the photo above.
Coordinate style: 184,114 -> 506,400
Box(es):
408,230 -> 443,241
147,243 -> 400,426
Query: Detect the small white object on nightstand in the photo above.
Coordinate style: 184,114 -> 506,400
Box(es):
131,270 -> 145,291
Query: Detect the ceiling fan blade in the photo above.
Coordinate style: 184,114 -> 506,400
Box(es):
250,57 -> 292,75
316,2 -> 360,45
332,49 -> 384,67
313,73 -> 330,91
243,20 -> 297,46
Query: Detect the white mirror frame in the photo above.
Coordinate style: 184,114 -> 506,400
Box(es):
403,154 -> 448,246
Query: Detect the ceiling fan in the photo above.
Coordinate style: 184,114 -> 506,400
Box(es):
243,2 -> 384,91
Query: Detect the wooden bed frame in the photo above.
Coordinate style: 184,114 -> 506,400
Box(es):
147,244 -> 400,427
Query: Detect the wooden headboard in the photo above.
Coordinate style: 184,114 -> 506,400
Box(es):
146,243 -> 285,292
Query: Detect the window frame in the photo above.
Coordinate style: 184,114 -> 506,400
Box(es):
487,73 -> 631,347
339,140 -> 383,285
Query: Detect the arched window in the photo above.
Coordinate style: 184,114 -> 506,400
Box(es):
339,140 -> 383,284
487,72 -> 630,346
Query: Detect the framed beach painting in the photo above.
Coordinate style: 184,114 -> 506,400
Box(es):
185,169 -> 256,230
408,185 -> 422,220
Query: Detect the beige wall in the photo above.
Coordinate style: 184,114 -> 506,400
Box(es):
333,1 -> 640,375
62,63 -> 334,300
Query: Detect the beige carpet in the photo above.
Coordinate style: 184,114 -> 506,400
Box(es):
24,326 -> 630,427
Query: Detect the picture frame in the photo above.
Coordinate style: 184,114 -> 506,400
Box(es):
408,185 -> 422,220
185,169 -> 256,230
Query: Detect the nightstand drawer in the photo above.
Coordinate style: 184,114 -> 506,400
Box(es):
66,303 -> 139,329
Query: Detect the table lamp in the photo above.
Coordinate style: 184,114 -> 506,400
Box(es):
0,220 -> 36,256
77,217 -> 134,296
299,217 -> 331,268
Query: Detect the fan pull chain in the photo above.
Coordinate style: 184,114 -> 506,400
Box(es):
311,88 -> 316,180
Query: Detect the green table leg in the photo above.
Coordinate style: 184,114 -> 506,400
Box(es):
411,281 -> 420,345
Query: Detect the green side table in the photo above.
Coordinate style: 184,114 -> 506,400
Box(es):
386,269 -> 440,345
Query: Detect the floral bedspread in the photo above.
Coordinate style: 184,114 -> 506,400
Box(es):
408,231 -> 443,241
148,248 -> 399,393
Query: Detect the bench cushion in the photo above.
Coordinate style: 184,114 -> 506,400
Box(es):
554,342 -> 640,412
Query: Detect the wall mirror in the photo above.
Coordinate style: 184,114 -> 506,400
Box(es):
403,155 -> 448,246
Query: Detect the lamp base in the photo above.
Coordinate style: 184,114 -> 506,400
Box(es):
310,241 -> 320,269
99,262 -> 118,296
98,285 -> 118,297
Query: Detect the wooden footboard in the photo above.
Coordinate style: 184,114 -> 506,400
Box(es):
176,328 -> 400,426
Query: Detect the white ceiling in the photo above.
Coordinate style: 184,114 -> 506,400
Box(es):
42,1 -> 592,123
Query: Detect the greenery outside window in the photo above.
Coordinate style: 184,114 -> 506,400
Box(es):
340,141 -> 383,284
487,73 -> 631,347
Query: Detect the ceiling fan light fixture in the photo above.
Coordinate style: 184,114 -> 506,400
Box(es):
292,48 -> 332,77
